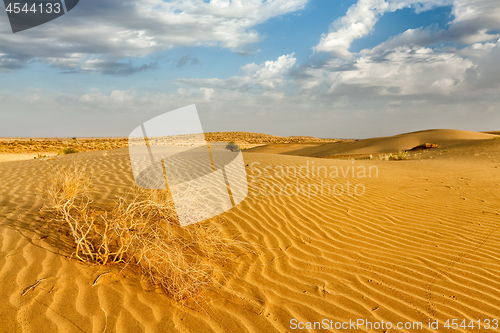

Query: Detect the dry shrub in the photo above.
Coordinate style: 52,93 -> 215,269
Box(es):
390,151 -> 409,160
370,151 -> 409,161
42,160 -> 247,302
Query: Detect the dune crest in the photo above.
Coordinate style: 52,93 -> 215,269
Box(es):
249,129 -> 499,158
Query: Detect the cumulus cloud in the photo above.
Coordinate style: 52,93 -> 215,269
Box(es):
458,39 -> 500,91
1,0 -> 500,138
314,0 -> 500,58
367,26 -> 442,51
80,59 -> 157,76
300,0 -> 500,121
0,53 -> 30,70
314,0 -> 453,58
176,53 -> 297,92
176,54 -> 201,68
73,53 -> 299,116
325,46 -> 473,96
447,0 -> 500,43
0,0 -> 307,73
315,0 -> 389,58
388,0 -> 453,13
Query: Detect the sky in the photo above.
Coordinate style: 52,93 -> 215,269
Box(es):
0,0 -> 499,139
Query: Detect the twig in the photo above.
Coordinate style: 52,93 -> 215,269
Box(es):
92,271 -> 111,286
269,255 -> 285,263
22,278 -> 47,296
102,308 -> 108,333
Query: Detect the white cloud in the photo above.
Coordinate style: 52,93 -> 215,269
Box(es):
80,89 -> 136,105
0,0 -> 307,73
366,26 -> 440,51
323,46 -> 472,96
447,0 -> 500,43
176,53 -> 297,91
458,39 -> 500,91
315,0 -> 389,58
1,0 -> 500,138
308,0 -> 500,104
387,0 -> 453,13
313,0 -> 498,58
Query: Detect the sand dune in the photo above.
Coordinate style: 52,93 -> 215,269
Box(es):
249,129 -> 499,158
0,153 -> 53,163
0,132 -> 499,332
0,133 -> 338,155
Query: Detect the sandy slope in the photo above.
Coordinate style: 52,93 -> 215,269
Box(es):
0,153 -> 54,163
0,133 -> 499,332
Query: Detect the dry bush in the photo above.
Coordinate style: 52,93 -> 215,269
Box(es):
41,160 -> 103,262
390,151 -> 409,160
370,151 -> 409,161
59,147 -> 79,155
42,161 -> 247,302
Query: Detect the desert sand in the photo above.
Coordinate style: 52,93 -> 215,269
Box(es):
0,129 -> 499,332
0,133 -> 338,163
247,129 -> 499,158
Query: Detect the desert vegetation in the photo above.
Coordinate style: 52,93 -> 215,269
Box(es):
40,160 -> 248,303
0,138 -> 128,154
58,147 -> 79,155
1,132 -> 339,154
370,151 -> 409,161
225,142 -> 240,152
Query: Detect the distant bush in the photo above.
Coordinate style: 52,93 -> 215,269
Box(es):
390,151 -> 409,160
59,147 -> 79,155
370,151 -> 409,161
225,142 -> 240,152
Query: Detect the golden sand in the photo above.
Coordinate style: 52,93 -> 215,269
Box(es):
0,130 -> 499,332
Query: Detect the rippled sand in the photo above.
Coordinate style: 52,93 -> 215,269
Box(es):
0,130 -> 499,332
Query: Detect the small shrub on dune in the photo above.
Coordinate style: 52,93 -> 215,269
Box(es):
59,147 -> 79,155
390,151 -> 409,160
41,162 -> 247,302
370,154 -> 391,161
370,151 -> 409,160
43,160 -> 93,212
225,142 -> 240,152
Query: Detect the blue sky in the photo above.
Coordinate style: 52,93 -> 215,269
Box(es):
0,0 -> 499,138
